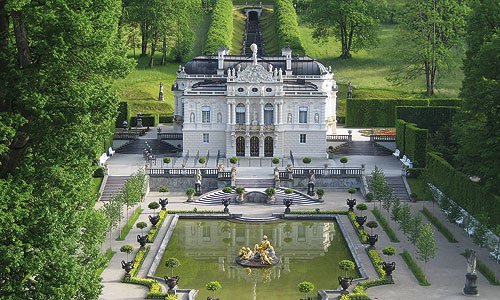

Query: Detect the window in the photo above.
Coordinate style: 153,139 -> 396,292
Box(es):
266,87 -> 272,93
203,133 -> 209,143
300,134 -> 306,144
264,103 -> 274,125
202,106 -> 210,123
236,103 -> 246,124
238,87 -> 244,93
252,87 -> 258,93
299,106 -> 308,123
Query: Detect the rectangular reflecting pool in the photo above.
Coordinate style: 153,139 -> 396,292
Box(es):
155,219 -> 359,299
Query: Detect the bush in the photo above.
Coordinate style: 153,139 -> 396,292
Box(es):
407,168 -> 425,178
400,250 -> 430,286
284,188 -> 293,194
395,119 -> 406,152
148,202 -> 160,211
348,211 -> 369,243
348,187 -> 357,194
185,188 -> 195,196
265,187 -> 276,196
93,167 -> 105,178
365,192 -> 374,202
198,156 -> 206,165
302,157 -> 312,164
274,0 -> 305,55
229,156 -> 238,165
115,102 -> 128,128
222,187 -> 232,193
366,248 -> 386,277
272,157 -> 280,165
159,186 -> 169,193
382,246 -> 397,257
396,106 -> 458,132
204,0 -> 233,54
421,207 -> 458,243
235,186 -> 245,194
316,188 -> 325,197
427,152 -> 499,228
163,157 -> 171,164
130,115 -> 155,127
159,115 -> 174,124
372,208 -> 400,242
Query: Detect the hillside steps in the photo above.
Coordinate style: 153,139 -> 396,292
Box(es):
386,176 -> 411,201
115,139 -> 178,155
99,176 -> 131,201
333,141 -> 392,156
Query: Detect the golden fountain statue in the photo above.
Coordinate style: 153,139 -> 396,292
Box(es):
236,235 -> 280,267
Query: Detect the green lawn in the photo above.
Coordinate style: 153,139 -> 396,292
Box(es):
407,177 -> 432,201
92,177 -> 103,200
232,9 -> 246,54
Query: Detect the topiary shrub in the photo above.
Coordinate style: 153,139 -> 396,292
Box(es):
383,246 -> 397,257
163,157 -> 172,164
159,186 -> 169,193
206,281 -> 222,299
93,167 -> 105,178
366,192 -> 374,202
302,157 -> 312,164
297,281 -> 315,299
316,189 -> 325,197
356,203 -> 368,216
222,187 -> 233,193
340,157 -> 348,167
366,221 -> 379,235
165,257 -> 180,277
272,157 -> 280,165
284,188 -> 293,194
339,260 -> 355,277
198,156 -> 207,166
235,187 -> 245,195
265,187 -> 276,197
229,156 -> 238,165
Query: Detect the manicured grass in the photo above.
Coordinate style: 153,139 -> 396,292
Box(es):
96,249 -> 115,276
232,9 -> 246,54
401,250 -> 431,286
421,207 -> 458,243
372,208 -> 400,242
261,8 -> 279,55
461,251 -> 500,286
407,178 -> 432,201
297,23 -> 463,99
116,207 -> 143,241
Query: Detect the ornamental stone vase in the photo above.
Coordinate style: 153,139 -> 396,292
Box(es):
347,198 -> 357,210
338,276 -> 353,294
149,215 -> 160,228
222,198 -> 230,213
164,276 -> 180,293
159,198 -> 168,210
368,234 -> 378,247
382,261 -> 396,277
137,234 -> 148,248
283,198 -> 293,214
121,260 -> 134,278
355,215 -> 367,227
463,273 -> 478,296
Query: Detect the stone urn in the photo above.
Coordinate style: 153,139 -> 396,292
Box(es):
149,215 -> 160,228
121,260 -> 134,278
346,198 -> 357,210
164,276 -> 180,293
137,234 -> 148,249
338,276 -> 353,294
463,273 -> 478,296
159,198 -> 168,210
222,198 -> 230,214
355,215 -> 367,227
382,261 -> 396,277
368,234 -> 378,247
283,198 -> 293,214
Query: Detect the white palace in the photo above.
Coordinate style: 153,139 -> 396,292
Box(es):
172,45 -> 337,158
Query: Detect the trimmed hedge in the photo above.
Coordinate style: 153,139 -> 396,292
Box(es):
346,99 -> 428,127
115,102 -> 128,128
130,115 -> 155,127
404,123 -> 428,167
348,211 -> 369,243
407,168 -> 425,178
287,210 -> 348,215
346,98 -> 459,127
367,248 -> 386,277
274,0 -> 305,55
117,207 -> 144,241
427,152 -> 500,228
159,115 -> 174,123
401,250 -> 430,286
396,106 -> 458,132
204,0 -> 233,54
395,119 -> 406,152
147,210 -> 167,243
421,207 -> 458,243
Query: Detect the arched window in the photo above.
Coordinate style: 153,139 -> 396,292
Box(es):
236,103 -> 246,124
299,106 -> 308,123
264,103 -> 274,125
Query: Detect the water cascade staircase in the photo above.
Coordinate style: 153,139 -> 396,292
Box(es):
242,11 -> 264,55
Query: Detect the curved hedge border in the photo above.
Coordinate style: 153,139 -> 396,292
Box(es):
204,0 -> 233,54
274,0 -> 305,55
427,152 -> 500,228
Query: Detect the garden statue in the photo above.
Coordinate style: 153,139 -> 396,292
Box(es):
236,235 -> 280,267
195,169 -> 202,196
222,198 -> 230,213
463,250 -> 478,295
251,43 -> 258,64
121,260 -> 134,278
274,167 -> 280,187
122,120 -> 128,130
159,82 -> 164,101
136,112 -> 142,128
218,164 -> 225,172
137,234 -> 148,249
287,164 -> 293,180
347,81 -> 353,99
307,171 -> 315,196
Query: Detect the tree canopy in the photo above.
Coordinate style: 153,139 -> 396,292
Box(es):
0,0 -> 131,298
305,0 -> 386,59
455,0 -> 500,194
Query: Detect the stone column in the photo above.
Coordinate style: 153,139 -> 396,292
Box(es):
260,100 -> 264,125
245,100 -> 250,125
227,102 -> 231,124
274,103 -> 278,125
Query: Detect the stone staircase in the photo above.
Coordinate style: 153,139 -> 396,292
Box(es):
116,139 -> 178,155
386,176 -> 410,201
235,178 -> 274,188
99,176 -> 130,201
333,141 -> 392,156
195,187 -> 319,206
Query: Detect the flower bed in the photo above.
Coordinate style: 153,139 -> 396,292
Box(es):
147,210 -> 167,243
348,211 -> 369,243
359,129 -> 396,137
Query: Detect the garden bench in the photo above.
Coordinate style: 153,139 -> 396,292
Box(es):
392,149 -> 400,158
99,153 -> 109,166
400,155 -> 413,168
107,147 -> 115,156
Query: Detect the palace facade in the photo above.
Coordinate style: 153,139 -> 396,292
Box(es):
172,46 -> 337,158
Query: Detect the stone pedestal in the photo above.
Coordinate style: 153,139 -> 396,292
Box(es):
195,183 -> 201,196
136,118 -> 143,128
463,272 -> 478,296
